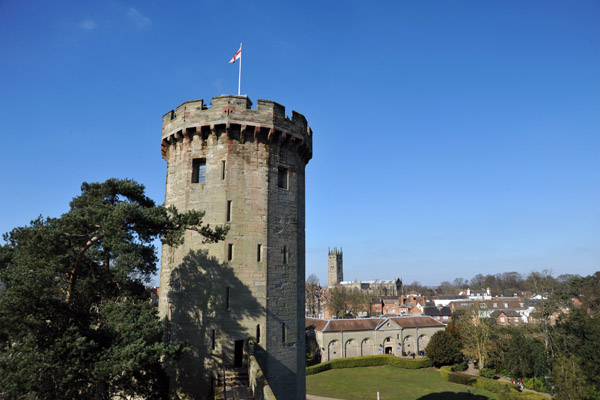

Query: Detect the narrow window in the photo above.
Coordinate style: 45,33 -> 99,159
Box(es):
221,160 -> 226,180
192,159 -> 206,183
282,323 -> 286,343
283,245 -> 287,264
226,287 -> 230,310
277,167 -> 288,189
256,324 -> 261,344
257,244 -> 262,262
211,329 -> 216,350
226,200 -> 232,222
228,244 -> 233,261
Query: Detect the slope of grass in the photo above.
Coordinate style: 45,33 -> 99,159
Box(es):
306,366 -> 499,400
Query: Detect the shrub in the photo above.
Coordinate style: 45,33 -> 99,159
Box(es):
479,367 -> 497,379
425,330 -> 463,368
447,373 -> 477,386
305,355 -> 431,375
451,361 -> 468,372
440,366 -> 452,381
522,377 -> 550,393
472,377 -> 518,393
438,367 -> 548,399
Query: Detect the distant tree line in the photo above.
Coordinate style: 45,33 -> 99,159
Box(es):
404,269 -> 581,297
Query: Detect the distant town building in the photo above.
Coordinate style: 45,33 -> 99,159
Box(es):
306,316 -> 445,361
328,247 -> 343,287
458,288 -> 492,300
327,248 -> 402,295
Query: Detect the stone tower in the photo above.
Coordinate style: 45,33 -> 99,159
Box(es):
158,95 -> 312,399
328,247 -> 343,287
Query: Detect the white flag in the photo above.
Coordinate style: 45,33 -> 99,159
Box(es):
229,47 -> 241,63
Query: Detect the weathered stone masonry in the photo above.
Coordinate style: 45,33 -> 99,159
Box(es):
159,95 -> 312,399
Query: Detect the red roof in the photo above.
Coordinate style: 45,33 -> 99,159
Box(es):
306,316 -> 444,332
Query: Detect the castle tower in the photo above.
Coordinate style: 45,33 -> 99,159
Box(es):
328,247 -> 343,287
158,95 -> 312,399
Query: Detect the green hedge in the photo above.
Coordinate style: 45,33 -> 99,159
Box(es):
306,355 -> 432,375
522,377 -> 550,394
438,367 -> 547,400
451,361 -> 468,372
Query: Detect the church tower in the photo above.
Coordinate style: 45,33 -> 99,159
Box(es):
328,247 -> 343,287
158,95 -> 312,399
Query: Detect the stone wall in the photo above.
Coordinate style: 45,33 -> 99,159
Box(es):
159,95 -> 312,399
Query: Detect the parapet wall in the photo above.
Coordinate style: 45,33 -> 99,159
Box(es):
249,355 -> 276,400
161,95 -> 312,163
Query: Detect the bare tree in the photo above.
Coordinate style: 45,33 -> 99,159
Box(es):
327,286 -> 349,319
457,303 -> 493,369
305,274 -> 321,317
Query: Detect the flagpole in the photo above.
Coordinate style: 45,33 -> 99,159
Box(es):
238,43 -> 242,95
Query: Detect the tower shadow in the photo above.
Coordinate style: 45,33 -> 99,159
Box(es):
164,249 -> 265,399
416,392 -> 491,399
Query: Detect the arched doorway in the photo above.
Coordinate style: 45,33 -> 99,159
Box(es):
361,338 -> 374,356
418,334 -> 429,355
403,335 -> 415,356
345,339 -> 360,358
383,337 -> 394,355
328,340 -> 342,361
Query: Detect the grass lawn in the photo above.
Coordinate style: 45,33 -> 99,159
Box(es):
306,366 -> 499,400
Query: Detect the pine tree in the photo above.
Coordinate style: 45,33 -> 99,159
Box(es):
425,330 -> 463,368
0,179 -> 226,399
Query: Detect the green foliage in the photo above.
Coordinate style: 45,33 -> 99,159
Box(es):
451,361 -> 468,372
425,329 -> 463,367
457,310 -> 495,369
0,179 -> 225,399
479,367 -> 497,379
522,377 -> 550,393
504,332 -> 548,378
305,355 -> 431,375
554,307 -> 600,393
305,328 -> 321,367
439,366 -> 547,399
552,354 -> 592,400
568,271 -> 600,316
447,372 -> 477,386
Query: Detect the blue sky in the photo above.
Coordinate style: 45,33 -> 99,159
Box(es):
1,1 -> 598,286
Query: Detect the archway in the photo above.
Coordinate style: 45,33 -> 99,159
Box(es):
403,335 -> 415,356
418,334 -> 429,355
345,339 -> 360,358
383,336 -> 394,355
328,340 -> 342,361
361,338 -> 374,356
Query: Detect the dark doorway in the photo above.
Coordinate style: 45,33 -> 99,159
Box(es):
385,346 -> 393,354
234,340 -> 244,367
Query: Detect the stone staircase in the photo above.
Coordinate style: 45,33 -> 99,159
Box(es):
215,368 -> 251,400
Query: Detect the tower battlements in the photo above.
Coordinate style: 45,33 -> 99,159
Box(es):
328,247 -> 343,288
328,247 -> 342,256
161,95 -> 312,162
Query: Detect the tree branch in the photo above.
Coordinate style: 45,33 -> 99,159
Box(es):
65,234 -> 103,303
